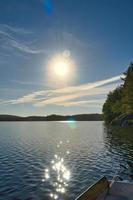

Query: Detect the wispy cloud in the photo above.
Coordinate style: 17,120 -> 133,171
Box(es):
0,75 -> 122,109
12,80 -> 45,87
6,38 -> 44,54
55,99 -> 105,107
34,75 -> 122,107
0,24 -> 46,55
0,25 -> 90,58
0,24 -> 33,35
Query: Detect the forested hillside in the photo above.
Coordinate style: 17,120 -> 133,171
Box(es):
103,62 -> 133,123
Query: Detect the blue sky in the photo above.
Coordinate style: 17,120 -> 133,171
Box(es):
0,0 -> 133,116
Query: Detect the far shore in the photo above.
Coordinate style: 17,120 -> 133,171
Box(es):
0,114 -> 103,121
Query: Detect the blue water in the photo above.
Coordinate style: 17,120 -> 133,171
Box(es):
0,121 -> 133,200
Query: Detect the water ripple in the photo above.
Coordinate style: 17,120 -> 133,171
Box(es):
0,122 -> 133,200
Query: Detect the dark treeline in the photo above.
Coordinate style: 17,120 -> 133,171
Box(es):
103,62 -> 133,123
0,114 -> 103,121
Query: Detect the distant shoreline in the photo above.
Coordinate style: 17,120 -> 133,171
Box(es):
0,114 -> 103,121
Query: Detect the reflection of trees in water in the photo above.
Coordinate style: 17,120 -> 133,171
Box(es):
103,124 -> 133,180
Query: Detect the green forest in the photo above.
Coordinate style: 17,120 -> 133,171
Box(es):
103,62 -> 133,123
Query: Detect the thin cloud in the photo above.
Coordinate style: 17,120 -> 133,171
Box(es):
55,99 -> 105,107
0,24 -> 46,55
7,38 -> 44,54
12,80 -> 46,87
0,24 -> 33,34
34,75 -> 122,106
0,75 -> 122,109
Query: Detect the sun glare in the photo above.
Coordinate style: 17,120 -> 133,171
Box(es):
47,50 -> 75,84
54,60 -> 69,76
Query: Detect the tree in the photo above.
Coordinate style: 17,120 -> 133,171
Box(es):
102,86 -> 123,122
103,62 -> 133,123
122,62 -> 133,113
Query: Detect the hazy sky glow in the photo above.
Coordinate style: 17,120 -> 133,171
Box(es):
0,0 -> 133,116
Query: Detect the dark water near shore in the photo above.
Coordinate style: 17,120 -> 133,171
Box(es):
0,121 -> 133,200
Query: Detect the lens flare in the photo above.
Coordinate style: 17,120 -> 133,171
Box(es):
67,118 -> 77,129
44,0 -> 53,14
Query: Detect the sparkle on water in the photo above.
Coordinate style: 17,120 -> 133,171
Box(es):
42,140 -> 71,199
0,122 -> 133,200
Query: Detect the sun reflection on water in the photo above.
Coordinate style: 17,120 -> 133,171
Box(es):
42,140 -> 71,199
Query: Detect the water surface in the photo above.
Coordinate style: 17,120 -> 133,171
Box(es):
0,121 -> 133,200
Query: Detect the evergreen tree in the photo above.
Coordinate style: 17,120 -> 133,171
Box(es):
103,62 -> 133,122
122,62 -> 133,113
102,86 -> 123,122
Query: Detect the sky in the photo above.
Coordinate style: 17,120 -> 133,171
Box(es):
0,0 -> 133,116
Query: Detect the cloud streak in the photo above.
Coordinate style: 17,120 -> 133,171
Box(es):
55,99 -> 105,107
0,75 -> 122,109
0,24 -> 33,35
0,24 -> 46,55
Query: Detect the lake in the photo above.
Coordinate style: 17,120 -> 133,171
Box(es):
0,121 -> 133,200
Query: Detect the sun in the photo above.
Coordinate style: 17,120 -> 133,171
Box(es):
48,51 -> 75,81
54,60 -> 69,77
